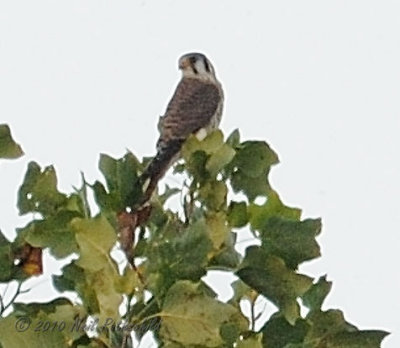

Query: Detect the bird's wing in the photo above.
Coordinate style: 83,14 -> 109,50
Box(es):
158,78 -> 221,148
140,78 -> 221,206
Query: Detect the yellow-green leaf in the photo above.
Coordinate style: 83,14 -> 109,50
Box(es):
206,211 -> 230,250
206,143 -> 236,177
73,215 -> 116,273
160,281 -> 248,347
72,215 -> 122,321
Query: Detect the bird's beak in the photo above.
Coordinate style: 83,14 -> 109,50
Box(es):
179,57 -> 190,70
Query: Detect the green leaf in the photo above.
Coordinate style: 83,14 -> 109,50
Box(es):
92,180 -> 117,212
302,275 -> 332,312
229,279 -> 254,308
181,131 -> 235,182
322,330 -> 389,347
0,301 -> 86,348
162,342 -> 185,348
0,124 -> 24,159
185,150 -> 209,182
73,215 -> 117,272
206,211 -> 230,250
236,334 -> 263,348
65,193 -> 88,217
230,169 -> 270,201
144,219 -> 213,296
205,143 -> 236,177
261,314 -> 310,348
0,232 -> 13,281
198,180 -> 227,211
18,162 -> 67,217
114,266 -> 140,295
0,314 -> 67,348
72,172 -> 91,218
13,298 -> 74,317
76,341 -> 105,348
160,280 -> 248,347
53,262 -> 85,292
129,298 -> 161,340
99,152 -> 140,193
304,309 -> 388,347
22,211 -> 80,259
229,141 -> 279,200
234,141 -> 279,178
226,129 -> 241,148
237,246 -> 313,324
46,303 -> 87,343
259,217 -> 321,269
306,309 -> 358,343
181,130 -> 225,159
98,152 -> 143,210
53,263 -> 99,314
248,189 -> 301,230
227,201 -> 248,228
220,322 -> 243,346
159,184 -> 181,205
209,231 -> 242,269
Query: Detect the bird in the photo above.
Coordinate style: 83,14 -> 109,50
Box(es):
139,52 -> 224,206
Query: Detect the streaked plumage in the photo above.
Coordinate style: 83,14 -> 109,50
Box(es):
140,52 -> 224,204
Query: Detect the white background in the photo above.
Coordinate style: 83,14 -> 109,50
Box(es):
1,1 -> 399,347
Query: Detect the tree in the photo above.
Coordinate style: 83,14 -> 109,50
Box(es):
0,123 -> 389,347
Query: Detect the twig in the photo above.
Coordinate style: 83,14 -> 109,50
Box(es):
0,282 -> 24,316
250,298 -> 256,331
0,293 -> 4,314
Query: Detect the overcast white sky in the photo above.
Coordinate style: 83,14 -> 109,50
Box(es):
1,1 -> 399,347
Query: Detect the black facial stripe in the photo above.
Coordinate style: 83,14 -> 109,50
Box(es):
203,58 -> 210,72
188,56 -> 198,74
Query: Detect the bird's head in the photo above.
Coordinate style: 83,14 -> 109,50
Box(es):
178,52 -> 217,81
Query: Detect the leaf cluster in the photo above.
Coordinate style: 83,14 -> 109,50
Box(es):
0,125 -> 388,347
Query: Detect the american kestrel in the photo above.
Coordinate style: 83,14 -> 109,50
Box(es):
140,52 -> 224,204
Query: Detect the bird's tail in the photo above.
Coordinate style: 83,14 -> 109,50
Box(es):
139,139 -> 183,206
